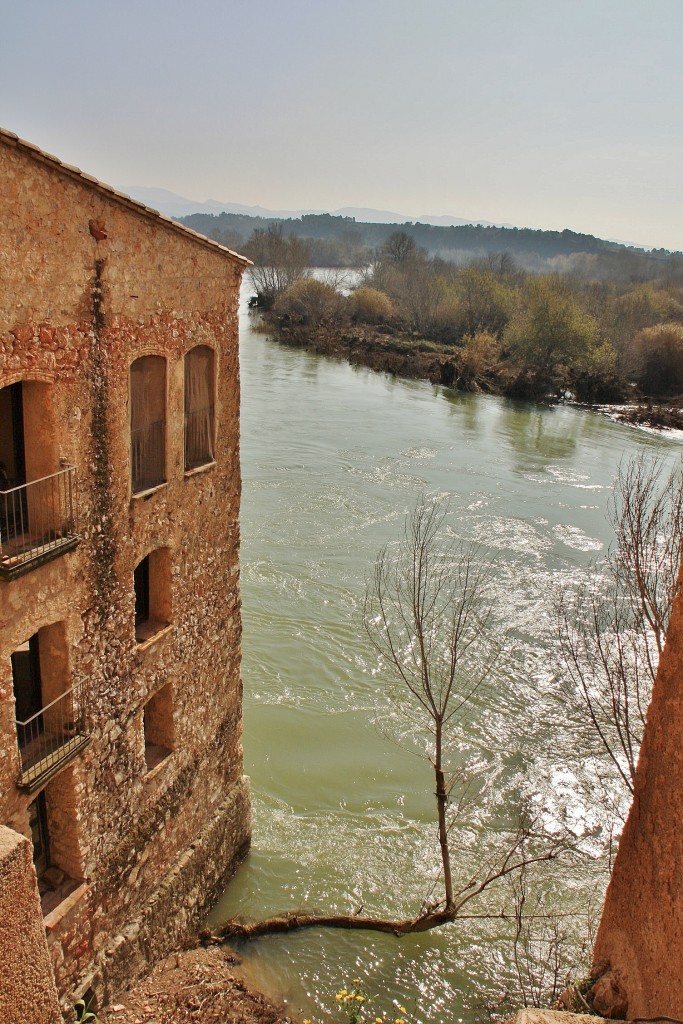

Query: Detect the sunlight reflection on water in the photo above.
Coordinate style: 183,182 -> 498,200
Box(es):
210,283 -> 681,1022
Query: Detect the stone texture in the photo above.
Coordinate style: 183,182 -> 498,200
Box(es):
589,971 -> 628,1019
510,1013 -> 603,1024
0,131 -> 251,1008
593,567 -> 683,1017
0,825 -> 62,1023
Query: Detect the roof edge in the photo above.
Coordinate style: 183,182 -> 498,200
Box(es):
0,127 -> 252,268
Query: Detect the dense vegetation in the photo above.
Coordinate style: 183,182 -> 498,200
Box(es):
179,206 -> 683,411
243,227 -> 683,411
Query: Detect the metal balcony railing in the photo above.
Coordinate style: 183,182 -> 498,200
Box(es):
131,419 -> 165,494
16,680 -> 91,791
0,466 -> 80,580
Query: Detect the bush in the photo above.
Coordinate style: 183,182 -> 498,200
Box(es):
505,277 -> 599,372
274,279 -> 346,325
458,331 -> 500,382
350,287 -> 394,324
632,322 -> 683,395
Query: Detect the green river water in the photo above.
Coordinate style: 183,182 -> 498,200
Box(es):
209,285 -> 681,1023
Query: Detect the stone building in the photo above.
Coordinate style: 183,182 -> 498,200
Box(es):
0,127 -> 251,1014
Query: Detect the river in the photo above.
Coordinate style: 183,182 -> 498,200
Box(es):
209,282 -> 681,1023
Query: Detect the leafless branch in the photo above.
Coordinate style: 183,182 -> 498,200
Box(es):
557,454 -> 683,800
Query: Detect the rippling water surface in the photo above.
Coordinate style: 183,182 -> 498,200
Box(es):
210,284 -> 681,1022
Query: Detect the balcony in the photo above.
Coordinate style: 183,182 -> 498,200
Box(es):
16,680 -> 91,792
0,466 -> 80,581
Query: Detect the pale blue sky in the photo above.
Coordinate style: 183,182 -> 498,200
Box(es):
2,0 -> 681,248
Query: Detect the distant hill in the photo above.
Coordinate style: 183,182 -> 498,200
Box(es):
123,186 -> 511,231
122,186 -> 324,220
122,185 -> 680,275
173,208 -> 681,278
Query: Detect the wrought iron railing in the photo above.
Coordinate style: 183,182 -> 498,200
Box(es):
131,419 -> 165,493
184,405 -> 214,470
16,680 -> 91,790
0,466 -> 79,577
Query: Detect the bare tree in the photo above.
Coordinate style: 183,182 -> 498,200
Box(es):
218,499 -> 562,942
363,499 -> 499,909
380,230 -> 420,264
557,455 -> 683,797
501,861 -> 597,1012
245,224 -> 311,308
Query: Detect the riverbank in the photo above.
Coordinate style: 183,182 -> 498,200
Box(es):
263,316 -> 683,429
99,944 -> 290,1024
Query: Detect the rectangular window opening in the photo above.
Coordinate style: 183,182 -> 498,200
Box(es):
28,777 -> 83,916
134,550 -> 172,644
143,683 -> 174,772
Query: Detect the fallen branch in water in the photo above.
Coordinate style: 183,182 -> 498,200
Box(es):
220,908 -> 454,940
218,847 -> 562,941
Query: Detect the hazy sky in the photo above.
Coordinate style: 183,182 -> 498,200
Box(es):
2,0 -> 681,249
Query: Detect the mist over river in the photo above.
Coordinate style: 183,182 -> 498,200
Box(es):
209,282 -> 681,1022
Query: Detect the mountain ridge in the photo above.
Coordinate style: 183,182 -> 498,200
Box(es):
122,186 -> 515,232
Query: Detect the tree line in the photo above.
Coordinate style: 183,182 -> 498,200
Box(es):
247,226 -> 683,406
180,210 -> 683,278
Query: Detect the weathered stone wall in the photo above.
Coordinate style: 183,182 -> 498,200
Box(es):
593,569 -> 683,1017
0,132 -> 251,1007
0,825 -> 62,1023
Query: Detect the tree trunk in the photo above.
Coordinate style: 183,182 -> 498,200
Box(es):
218,908 -> 457,941
434,723 -> 454,909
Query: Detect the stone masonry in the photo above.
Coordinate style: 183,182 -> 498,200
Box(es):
0,824 -> 62,1023
0,128 -> 252,1012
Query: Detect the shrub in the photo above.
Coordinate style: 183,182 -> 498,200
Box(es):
459,331 -> 500,382
632,322 -> 683,395
274,278 -> 346,325
350,287 -> 394,324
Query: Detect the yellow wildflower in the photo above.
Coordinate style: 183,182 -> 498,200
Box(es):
399,1008 -> 407,1014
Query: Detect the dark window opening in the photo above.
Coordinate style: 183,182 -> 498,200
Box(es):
0,381 -> 79,578
29,790 -> 50,877
0,381 -> 26,488
134,556 -> 150,629
134,549 -> 172,644
28,786 -> 81,915
0,382 -> 28,543
12,624 -> 89,791
11,634 -> 43,747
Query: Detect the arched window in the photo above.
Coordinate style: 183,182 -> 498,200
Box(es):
184,346 -> 215,471
130,356 -> 166,494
